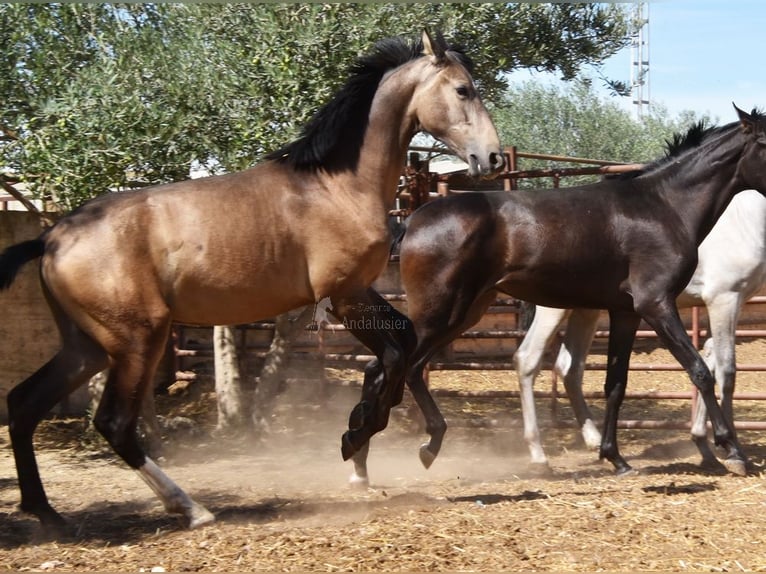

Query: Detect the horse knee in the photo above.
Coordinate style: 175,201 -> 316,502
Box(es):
424,413 -> 447,438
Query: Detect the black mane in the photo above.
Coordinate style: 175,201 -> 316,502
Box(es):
626,107 -> 766,179
663,120 -> 715,157
265,34 -> 470,174
615,120 -> 724,180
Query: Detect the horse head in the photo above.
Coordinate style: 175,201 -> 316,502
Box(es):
410,29 -> 504,177
734,103 -> 766,193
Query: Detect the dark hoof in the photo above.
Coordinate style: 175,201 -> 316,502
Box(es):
723,457 -> 747,477
36,510 -> 72,541
419,443 -> 437,469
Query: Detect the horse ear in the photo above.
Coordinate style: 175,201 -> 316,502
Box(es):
734,102 -> 754,134
421,29 -> 447,62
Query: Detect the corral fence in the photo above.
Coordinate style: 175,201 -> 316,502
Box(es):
171,146 -> 766,431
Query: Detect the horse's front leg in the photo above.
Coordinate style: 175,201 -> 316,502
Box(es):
641,302 -> 746,476
331,288 -> 415,461
599,310 -> 641,475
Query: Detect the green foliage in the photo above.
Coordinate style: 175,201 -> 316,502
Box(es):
493,79 -> 712,188
1,3 -> 632,211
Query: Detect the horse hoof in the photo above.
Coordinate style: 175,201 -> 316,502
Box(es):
31,506 -> 71,540
419,444 -> 436,469
615,466 -> 638,477
348,473 -> 370,489
723,458 -> 747,477
186,504 -> 215,530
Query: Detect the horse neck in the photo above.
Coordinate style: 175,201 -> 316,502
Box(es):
342,62 -> 424,207
647,129 -> 749,244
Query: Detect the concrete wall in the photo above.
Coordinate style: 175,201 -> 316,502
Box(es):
0,212 -> 61,422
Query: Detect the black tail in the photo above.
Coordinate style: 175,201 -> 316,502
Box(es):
0,238 -> 46,290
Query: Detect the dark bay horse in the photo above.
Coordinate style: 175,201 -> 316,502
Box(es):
514,189 -> 766,468
0,30 -> 503,532
350,105 -> 766,485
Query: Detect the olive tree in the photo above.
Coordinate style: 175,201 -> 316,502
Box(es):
0,2 -> 633,431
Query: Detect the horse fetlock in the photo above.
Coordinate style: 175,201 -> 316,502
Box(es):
348,471 -> 370,489
690,434 -> 719,465
526,446 -> 549,466
581,420 -> 602,449
599,446 -> 633,475
341,430 -> 363,461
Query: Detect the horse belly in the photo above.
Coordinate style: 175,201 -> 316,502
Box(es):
497,273 -> 630,311
168,271 -> 314,326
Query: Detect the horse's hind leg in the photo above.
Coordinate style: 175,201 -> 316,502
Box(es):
556,308 -> 602,449
599,310 -> 641,475
691,293 -> 741,466
93,322 -> 214,528
407,290 -> 498,469
513,306 -> 570,466
348,288 -> 485,480
7,324 -> 108,533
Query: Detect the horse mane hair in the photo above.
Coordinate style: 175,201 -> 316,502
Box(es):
621,107 -> 766,180
265,34 -> 471,174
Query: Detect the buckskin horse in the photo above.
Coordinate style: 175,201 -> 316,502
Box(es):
350,106 -> 766,485
0,30 -> 502,532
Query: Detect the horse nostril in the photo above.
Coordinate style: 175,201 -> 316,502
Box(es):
490,152 -> 505,171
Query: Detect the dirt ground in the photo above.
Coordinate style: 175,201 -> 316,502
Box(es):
3,340 -> 766,572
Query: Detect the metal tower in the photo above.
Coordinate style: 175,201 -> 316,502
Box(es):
630,3 -> 650,119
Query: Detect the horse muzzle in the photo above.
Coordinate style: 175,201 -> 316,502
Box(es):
467,149 -> 505,178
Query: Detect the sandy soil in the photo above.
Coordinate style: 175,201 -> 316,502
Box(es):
2,340 -> 766,572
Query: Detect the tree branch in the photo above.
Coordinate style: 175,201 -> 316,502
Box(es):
0,124 -> 20,141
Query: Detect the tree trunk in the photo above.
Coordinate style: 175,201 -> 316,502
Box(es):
213,325 -> 246,432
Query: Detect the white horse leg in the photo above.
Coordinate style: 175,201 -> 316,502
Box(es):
136,457 -> 215,529
692,293 -> 742,463
556,308 -> 602,449
513,306 -> 570,466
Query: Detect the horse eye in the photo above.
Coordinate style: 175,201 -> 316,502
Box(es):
456,85 -> 470,99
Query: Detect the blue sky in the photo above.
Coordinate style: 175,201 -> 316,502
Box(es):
510,1 -> 766,123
